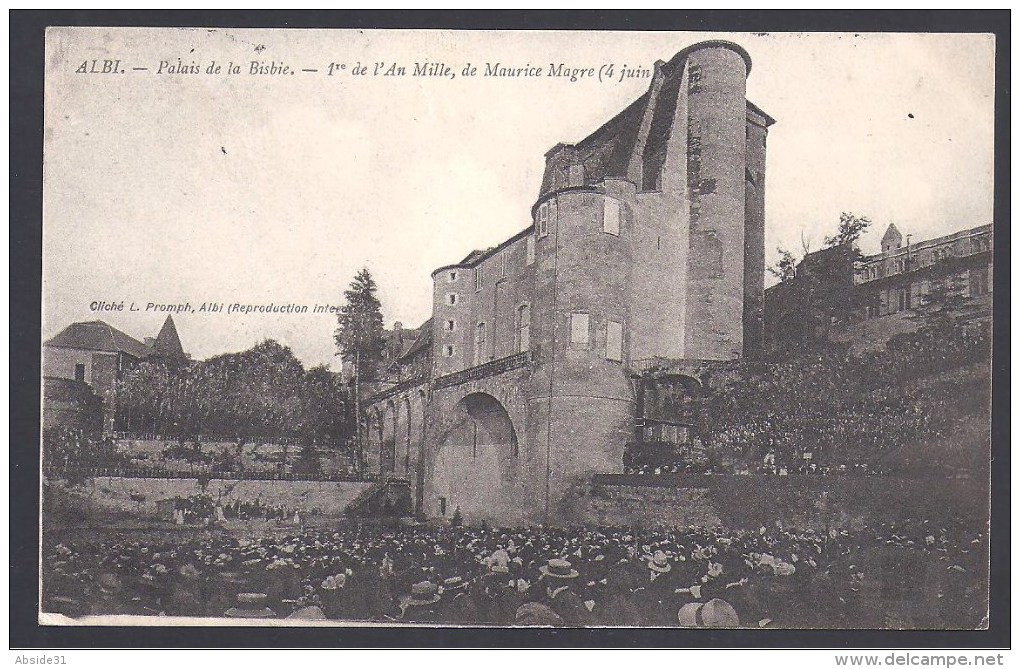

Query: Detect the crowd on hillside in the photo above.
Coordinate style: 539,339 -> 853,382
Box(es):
624,326 -> 990,477
42,518 -> 986,628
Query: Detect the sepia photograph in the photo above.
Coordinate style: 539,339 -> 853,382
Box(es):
24,19 -> 1002,642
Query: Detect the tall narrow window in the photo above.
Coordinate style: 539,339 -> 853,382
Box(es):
537,202 -> 549,237
498,251 -> 507,279
606,320 -> 623,361
603,197 -> 620,236
517,304 -> 531,353
526,235 -> 536,265
475,266 -> 484,291
74,363 -> 86,383
970,267 -> 989,296
447,293 -> 458,305
570,313 -> 590,345
475,322 -> 487,365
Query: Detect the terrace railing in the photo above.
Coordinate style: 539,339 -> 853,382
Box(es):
433,350 -> 533,390
367,374 -> 430,403
43,466 -> 378,483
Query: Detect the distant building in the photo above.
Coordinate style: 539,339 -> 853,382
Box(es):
856,223 -> 992,317
42,315 -> 189,433
763,223 -> 993,357
362,40 -> 773,524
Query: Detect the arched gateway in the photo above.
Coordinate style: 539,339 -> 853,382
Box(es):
427,392 -> 522,524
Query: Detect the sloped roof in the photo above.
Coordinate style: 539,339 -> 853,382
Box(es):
44,320 -> 152,359
399,318 -> 433,360
882,223 -> 903,244
542,41 -> 771,196
152,315 -> 185,358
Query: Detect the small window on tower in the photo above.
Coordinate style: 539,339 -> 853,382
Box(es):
449,271 -> 457,282
606,320 -> 623,361
570,313 -> 590,345
447,293 -> 458,305
445,319 -> 456,332
444,345 -> 455,357
603,198 -> 620,236
537,202 -> 550,237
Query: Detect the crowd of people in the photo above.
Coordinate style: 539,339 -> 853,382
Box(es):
168,494 -> 300,524
42,517 -> 986,628
623,326 -> 990,477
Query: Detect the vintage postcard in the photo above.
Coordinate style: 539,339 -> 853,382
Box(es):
38,27 -> 995,630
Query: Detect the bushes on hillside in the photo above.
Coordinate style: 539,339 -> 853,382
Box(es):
636,327 -> 991,476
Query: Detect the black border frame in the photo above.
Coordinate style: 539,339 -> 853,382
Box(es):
10,9 -> 1010,650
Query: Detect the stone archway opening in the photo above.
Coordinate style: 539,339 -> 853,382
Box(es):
430,392 -> 520,523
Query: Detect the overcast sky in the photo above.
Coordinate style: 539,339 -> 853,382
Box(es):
43,28 -> 996,369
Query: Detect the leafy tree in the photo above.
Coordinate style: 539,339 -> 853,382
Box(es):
116,339 -> 354,464
767,246 -> 798,282
335,268 -> 386,461
824,212 -> 872,257
43,427 -> 128,486
911,265 -> 969,336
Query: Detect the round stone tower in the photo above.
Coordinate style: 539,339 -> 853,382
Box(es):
682,42 -> 750,360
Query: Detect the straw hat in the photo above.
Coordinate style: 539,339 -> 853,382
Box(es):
224,592 -> 276,618
286,605 -> 326,620
646,550 -> 672,574
515,601 -> 564,626
539,558 -> 579,579
402,581 -> 441,607
677,598 -> 740,628
442,576 -> 469,591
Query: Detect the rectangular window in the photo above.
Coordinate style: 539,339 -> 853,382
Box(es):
474,322 -> 487,365
447,293 -> 458,305
537,202 -> 549,237
606,320 -> 623,361
570,313 -> 590,345
603,198 -> 620,236
449,271 -> 457,282
498,251 -> 507,279
444,345 -> 454,357
445,319 -> 456,331
74,363 -> 86,383
517,304 -> 531,353
475,266 -> 484,291
526,235 -> 535,265
969,267 -> 989,296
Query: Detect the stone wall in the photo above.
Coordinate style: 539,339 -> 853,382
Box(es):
560,474 -> 989,531
54,477 -> 374,518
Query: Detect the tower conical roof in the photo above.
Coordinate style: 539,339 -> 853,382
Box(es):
153,315 -> 185,358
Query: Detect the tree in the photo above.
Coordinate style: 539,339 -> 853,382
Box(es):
335,268 -> 386,464
824,212 -> 872,256
116,339 -> 352,458
911,264 -> 969,336
767,246 -> 798,282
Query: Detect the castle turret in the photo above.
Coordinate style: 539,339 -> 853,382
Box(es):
682,42 -> 751,361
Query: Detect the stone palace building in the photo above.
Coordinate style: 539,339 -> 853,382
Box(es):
363,40 -> 773,524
